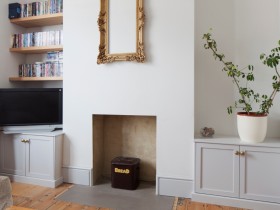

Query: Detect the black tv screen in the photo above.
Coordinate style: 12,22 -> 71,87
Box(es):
0,88 -> 62,126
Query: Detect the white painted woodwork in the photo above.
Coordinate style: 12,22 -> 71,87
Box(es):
26,135 -> 54,179
240,146 -> 280,203
195,143 -> 239,197
62,166 -> 92,186
0,131 -> 63,187
158,177 -> 194,198
0,134 -> 25,176
195,137 -> 280,207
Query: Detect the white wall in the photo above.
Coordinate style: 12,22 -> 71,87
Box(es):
234,0 -> 280,137
195,0 -> 280,138
63,0 -> 194,195
0,0 -> 24,88
195,0 -> 236,136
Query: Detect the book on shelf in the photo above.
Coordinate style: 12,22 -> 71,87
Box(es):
18,51 -> 63,78
19,61 -> 63,78
20,0 -> 63,18
11,30 -> 63,48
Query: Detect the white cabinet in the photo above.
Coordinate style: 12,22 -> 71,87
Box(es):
195,138 -> 280,207
0,131 -> 63,188
239,146 -> 280,203
0,134 -> 25,176
195,143 -> 239,198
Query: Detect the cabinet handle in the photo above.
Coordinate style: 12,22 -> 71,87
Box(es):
21,139 -> 30,143
234,151 -> 245,156
239,151 -> 245,156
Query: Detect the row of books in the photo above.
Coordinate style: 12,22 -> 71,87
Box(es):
19,51 -> 63,77
21,0 -> 63,17
11,30 -> 63,48
19,61 -> 63,78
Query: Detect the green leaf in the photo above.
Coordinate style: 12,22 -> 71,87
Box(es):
227,106 -> 233,114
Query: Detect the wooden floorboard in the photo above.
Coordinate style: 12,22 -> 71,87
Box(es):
10,182 -> 247,210
10,182 -> 103,210
173,197 -> 249,210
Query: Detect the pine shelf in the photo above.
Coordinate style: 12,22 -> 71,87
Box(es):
10,45 -> 63,54
9,12 -> 63,83
9,77 -> 63,82
10,13 -> 63,28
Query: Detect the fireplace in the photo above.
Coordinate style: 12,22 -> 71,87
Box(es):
92,114 -> 156,185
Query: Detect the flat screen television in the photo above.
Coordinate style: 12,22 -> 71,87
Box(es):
0,88 -> 62,130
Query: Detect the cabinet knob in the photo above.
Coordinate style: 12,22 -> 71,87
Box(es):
234,151 -> 245,156
239,151 -> 245,156
21,139 -> 30,143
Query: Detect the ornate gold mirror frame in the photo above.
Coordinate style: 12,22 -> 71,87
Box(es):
97,0 -> 145,64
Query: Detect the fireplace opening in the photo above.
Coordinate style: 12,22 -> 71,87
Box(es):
92,114 -> 156,185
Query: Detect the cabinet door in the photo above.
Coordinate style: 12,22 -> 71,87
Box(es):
240,146 -> 280,203
195,143 -> 239,197
25,135 -> 54,179
0,134 -> 25,175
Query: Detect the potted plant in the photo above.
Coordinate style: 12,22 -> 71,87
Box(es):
203,30 -> 280,143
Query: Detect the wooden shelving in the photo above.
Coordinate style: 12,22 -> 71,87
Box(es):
10,45 -> 63,54
10,13 -> 63,28
9,77 -> 63,82
9,13 -> 63,82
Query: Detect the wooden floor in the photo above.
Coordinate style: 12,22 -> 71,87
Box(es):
10,182 -> 110,210
10,182 -> 247,210
173,197 -> 248,210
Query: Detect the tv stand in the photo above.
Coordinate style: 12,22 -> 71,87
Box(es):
0,130 -> 64,188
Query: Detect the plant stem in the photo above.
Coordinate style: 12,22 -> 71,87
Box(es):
208,45 -> 249,111
268,66 -> 280,103
269,79 -> 280,102
275,66 -> 280,78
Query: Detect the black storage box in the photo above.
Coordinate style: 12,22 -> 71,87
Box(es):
111,156 -> 140,190
9,3 -> 21,19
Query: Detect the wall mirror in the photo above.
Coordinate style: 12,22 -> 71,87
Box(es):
97,0 -> 145,64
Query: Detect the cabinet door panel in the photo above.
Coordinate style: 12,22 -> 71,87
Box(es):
0,134 -> 25,175
240,146 -> 280,203
195,143 -> 239,197
25,136 -> 54,179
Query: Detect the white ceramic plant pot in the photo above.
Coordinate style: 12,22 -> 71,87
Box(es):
237,112 -> 267,143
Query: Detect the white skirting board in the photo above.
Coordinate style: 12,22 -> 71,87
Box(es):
157,177 -> 193,197
62,166 -> 93,186
1,173 -> 63,188
192,193 -> 280,210
62,168 -> 193,198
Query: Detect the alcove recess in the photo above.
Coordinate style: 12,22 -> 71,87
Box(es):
92,114 -> 156,185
